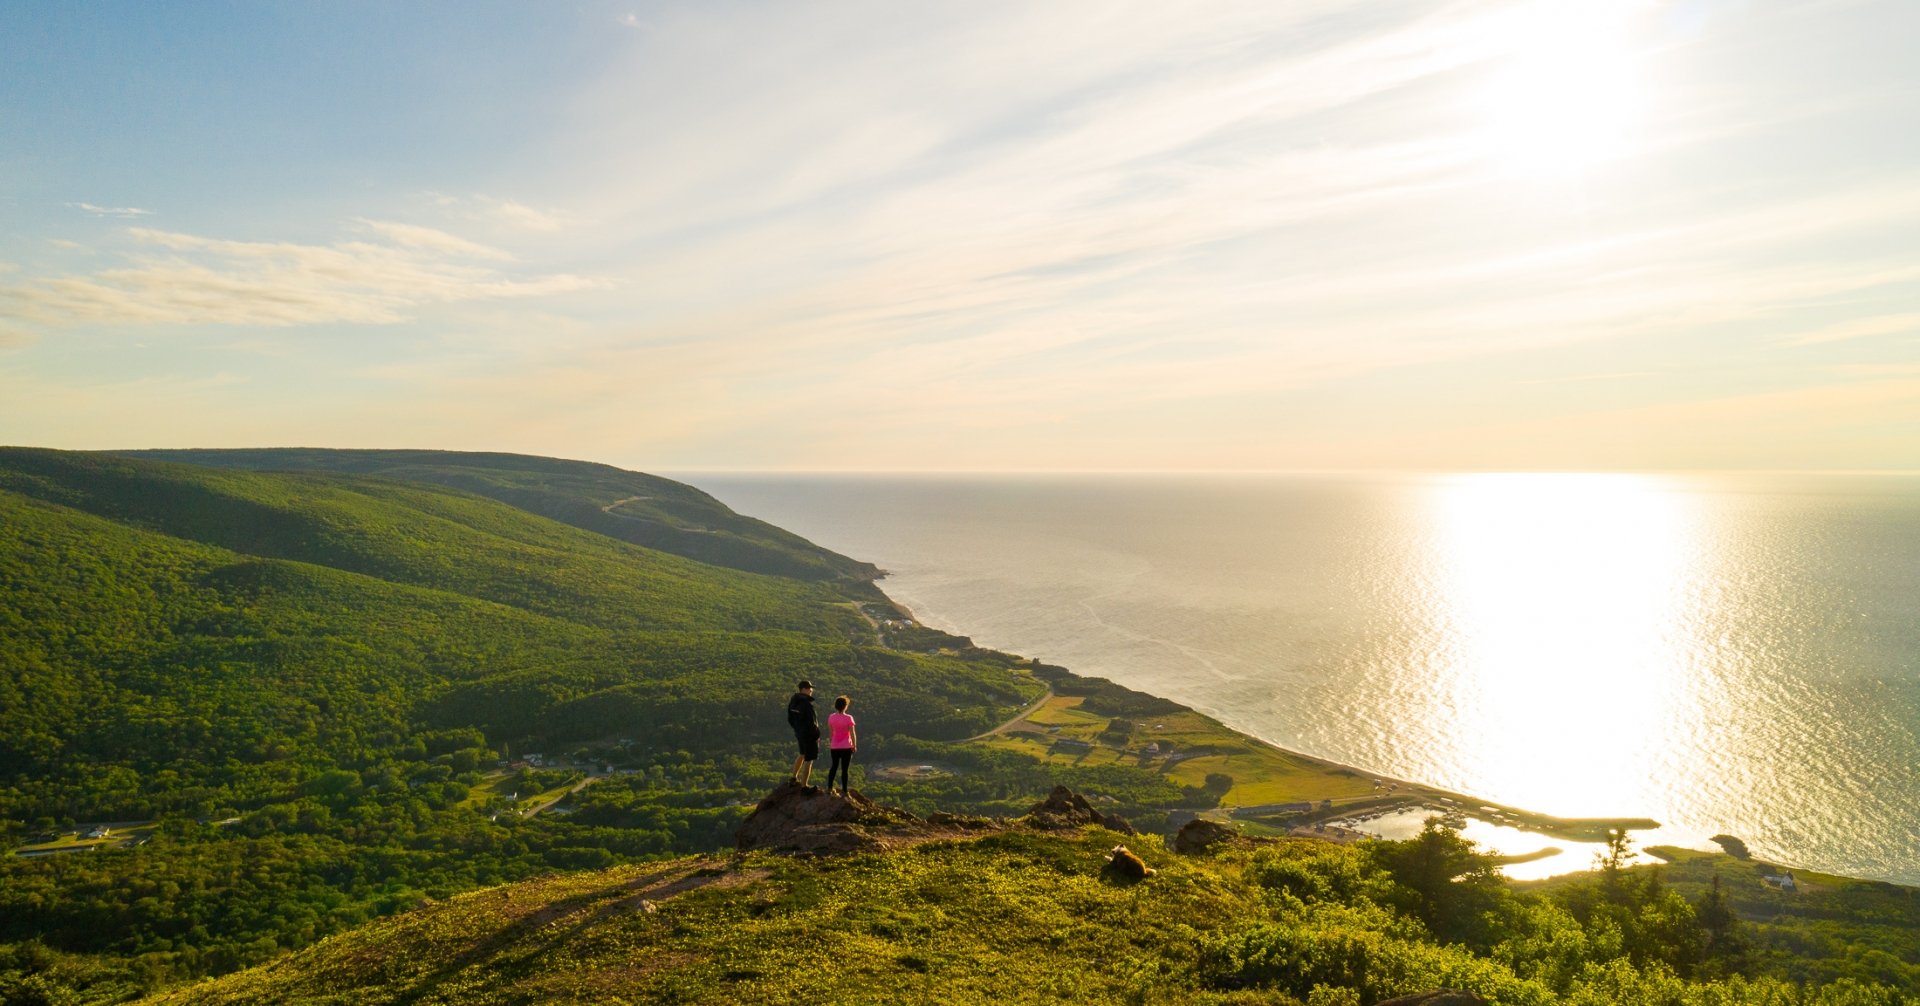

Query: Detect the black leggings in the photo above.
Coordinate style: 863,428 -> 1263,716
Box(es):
825,748 -> 853,793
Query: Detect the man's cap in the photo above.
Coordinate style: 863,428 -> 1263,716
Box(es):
797,679 -> 813,690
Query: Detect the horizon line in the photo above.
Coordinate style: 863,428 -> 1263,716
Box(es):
658,466 -> 1920,477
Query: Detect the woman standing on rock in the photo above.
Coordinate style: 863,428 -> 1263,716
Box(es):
824,695 -> 857,797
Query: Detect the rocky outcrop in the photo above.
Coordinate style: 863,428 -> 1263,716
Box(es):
1172,817 -> 1243,855
734,782 -> 929,855
738,782 -> 1136,856
1376,991 -> 1489,1006
1023,785 -> 1137,834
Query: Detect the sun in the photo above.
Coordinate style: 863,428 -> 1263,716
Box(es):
1473,2 -> 1652,181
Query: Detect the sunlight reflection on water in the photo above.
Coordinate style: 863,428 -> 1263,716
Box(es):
1347,807 -> 1670,881
1417,474 -> 1706,818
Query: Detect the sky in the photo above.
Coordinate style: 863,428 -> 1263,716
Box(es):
1,0 -> 1916,472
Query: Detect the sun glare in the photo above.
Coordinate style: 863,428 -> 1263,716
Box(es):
1422,473 -> 1706,816
1473,2 -> 1652,181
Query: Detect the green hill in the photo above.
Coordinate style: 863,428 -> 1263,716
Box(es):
135,809 -> 1920,1006
123,448 -> 880,584
0,448 -> 1050,1001
0,448 -> 1032,816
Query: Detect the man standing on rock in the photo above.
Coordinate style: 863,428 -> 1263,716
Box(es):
787,679 -> 820,789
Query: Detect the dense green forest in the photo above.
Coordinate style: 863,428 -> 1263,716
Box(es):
2,447 -> 1915,1005
124,448 -> 880,583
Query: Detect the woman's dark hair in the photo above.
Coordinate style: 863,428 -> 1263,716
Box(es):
834,695 -> 850,712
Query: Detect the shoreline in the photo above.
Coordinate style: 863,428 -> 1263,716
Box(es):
697,469 -> 1920,889
875,592 -> 1703,872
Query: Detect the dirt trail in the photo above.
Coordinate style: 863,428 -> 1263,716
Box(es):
963,686 -> 1054,742
600,495 -> 650,512
521,774 -> 607,817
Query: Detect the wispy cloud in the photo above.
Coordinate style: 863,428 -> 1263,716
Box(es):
355,219 -> 514,261
0,222 -> 603,329
66,202 -> 152,218
1784,312 -> 1920,346
465,0 -> 1912,464
8,0 -> 1917,469
427,192 -> 576,232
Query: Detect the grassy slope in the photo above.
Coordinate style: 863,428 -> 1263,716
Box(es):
142,829 -> 1920,1006
136,830 -> 1220,1006
124,448 -> 881,584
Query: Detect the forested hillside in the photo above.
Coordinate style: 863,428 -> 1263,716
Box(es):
0,448 -> 1046,1002
125,448 -> 880,583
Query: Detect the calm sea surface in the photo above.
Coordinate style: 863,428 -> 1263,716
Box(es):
684,473 -> 1920,883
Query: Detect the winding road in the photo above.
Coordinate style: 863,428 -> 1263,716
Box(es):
963,686 -> 1054,743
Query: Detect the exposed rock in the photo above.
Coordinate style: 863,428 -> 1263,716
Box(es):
1173,818 -> 1242,855
739,782 -> 1152,856
1024,785 -> 1135,834
735,782 -> 927,855
1375,991 -> 1489,1006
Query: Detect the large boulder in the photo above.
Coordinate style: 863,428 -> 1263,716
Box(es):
1023,785 -> 1136,834
1376,992 -> 1489,1006
1172,817 -> 1242,855
734,782 -> 926,855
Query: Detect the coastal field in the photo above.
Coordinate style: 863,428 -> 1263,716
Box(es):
973,692 -> 1659,856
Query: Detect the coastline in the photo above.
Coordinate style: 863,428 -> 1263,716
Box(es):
689,468 -> 1920,888
877,590 -> 1685,877
853,585 -> 1920,890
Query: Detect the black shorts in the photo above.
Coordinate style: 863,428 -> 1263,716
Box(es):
795,732 -> 819,761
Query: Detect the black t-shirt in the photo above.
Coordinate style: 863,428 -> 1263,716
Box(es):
787,692 -> 818,738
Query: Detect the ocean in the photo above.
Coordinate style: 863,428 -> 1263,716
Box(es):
682,472 -> 1920,884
